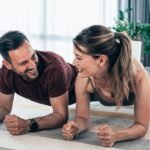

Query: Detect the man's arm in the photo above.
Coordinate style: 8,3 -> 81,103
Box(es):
4,91 -> 69,135
0,92 -> 14,122
33,91 -> 69,129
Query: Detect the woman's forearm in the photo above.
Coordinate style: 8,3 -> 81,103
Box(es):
116,123 -> 148,142
74,116 -> 89,133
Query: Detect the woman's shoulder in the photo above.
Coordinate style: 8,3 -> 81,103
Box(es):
133,59 -> 150,84
75,75 -> 94,93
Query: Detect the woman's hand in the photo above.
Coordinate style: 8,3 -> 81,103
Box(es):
96,124 -> 117,147
62,121 -> 79,140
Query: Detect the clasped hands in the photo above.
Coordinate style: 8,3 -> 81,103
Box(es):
4,114 -> 29,135
62,121 -> 117,147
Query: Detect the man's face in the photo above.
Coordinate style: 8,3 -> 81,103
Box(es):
3,40 -> 39,81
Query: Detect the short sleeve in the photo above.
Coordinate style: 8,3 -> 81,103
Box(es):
42,65 -> 69,98
0,68 -> 14,94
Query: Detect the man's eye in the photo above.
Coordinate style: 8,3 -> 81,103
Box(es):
20,61 -> 28,66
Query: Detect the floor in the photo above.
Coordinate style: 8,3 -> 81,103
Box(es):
0,95 -> 149,150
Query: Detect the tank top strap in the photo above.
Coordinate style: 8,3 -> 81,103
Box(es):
88,77 -> 95,91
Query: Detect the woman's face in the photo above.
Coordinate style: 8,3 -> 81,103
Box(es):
73,46 -> 103,78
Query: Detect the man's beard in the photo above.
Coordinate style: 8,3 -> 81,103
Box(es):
12,67 -> 39,82
22,68 -> 39,81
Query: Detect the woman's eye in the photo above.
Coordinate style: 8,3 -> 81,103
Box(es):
77,57 -> 82,60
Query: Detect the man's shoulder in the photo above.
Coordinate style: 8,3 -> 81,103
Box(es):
0,66 -> 14,90
36,50 -> 77,74
36,50 -> 68,68
0,65 -> 12,75
36,50 -> 64,60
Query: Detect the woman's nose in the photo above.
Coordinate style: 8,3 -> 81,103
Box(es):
73,58 -> 78,66
72,58 -> 76,65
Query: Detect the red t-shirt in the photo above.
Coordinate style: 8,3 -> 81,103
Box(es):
0,50 -> 78,105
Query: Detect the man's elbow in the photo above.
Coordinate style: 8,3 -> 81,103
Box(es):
60,114 -> 68,126
63,115 -> 68,124
55,112 -> 68,128
0,107 -> 10,122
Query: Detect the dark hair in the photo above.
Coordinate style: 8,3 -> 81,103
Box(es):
0,31 -> 29,61
73,25 -> 135,106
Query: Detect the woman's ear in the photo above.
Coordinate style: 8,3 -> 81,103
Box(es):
2,60 -> 13,70
98,55 -> 108,67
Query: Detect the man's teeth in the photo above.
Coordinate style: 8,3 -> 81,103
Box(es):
28,70 -> 34,73
27,70 -> 36,74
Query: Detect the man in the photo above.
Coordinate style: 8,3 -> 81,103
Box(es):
0,31 -> 78,135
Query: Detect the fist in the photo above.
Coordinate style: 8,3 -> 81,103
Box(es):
62,121 -> 79,140
4,114 -> 29,135
96,124 -> 117,147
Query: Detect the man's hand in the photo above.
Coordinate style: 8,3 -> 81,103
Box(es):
96,124 -> 117,147
62,121 -> 79,140
4,114 -> 29,135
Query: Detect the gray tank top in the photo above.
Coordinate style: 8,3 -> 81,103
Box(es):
89,78 -> 135,106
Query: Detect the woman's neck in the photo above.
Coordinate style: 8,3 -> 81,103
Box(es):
93,72 -> 111,88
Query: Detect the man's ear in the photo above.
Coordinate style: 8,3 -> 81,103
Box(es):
98,55 -> 108,67
2,60 -> 13,70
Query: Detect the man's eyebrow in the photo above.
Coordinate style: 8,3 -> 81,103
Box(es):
18,59 -> 28,65
18,53 -> 35,65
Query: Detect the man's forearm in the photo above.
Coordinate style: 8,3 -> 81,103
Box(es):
0,106 -> 10,122
29,112 -> 68,131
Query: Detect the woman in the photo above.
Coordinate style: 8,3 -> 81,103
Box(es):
62,25 -> 150,147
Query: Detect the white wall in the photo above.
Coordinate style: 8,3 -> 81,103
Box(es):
0,0 -> 118,63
